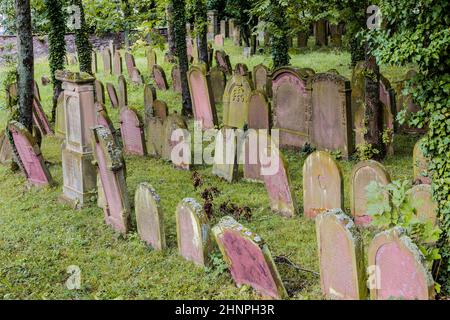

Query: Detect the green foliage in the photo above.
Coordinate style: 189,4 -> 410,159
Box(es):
355,143 -> 380,161
205,251 -> 229,279
366,180 -> 442,262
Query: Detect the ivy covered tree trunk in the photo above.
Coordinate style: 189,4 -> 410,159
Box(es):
172,0 -> 192,116
15,0 -> 34,132
166,3 -> 176,56
193,0 -> 208,65
72,0 -> 92,74
44,0 -> 66,123
121,0 -> 132,50
269,0 -> 290,68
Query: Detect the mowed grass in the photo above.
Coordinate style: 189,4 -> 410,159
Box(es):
0,39 -> 420,299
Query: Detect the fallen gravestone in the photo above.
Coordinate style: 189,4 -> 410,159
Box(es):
212,128 -> 239,182
120,107 -> 146,156
223,74 -> 252,128
106,83 -> 119,108
153,65 -> 169,90
32,98 -> 53,136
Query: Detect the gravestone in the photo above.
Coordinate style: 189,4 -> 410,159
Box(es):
316,209 -> 366,300
234,63 -> 249,76
213,216 -> 287,299
187,65 -> 218,129
368,228 -> 434,300
91,51 -> 98,74
220,20 -> 228,38
209,66 -> 226,104
171,65 -> 182,93
117,75 -> 128,109
233,25 -> 241,46
214,34 -> 224,47
207,10 -> 219,39
303,151 -> 343,219
0,130 -> 12,165
272,67 -> 311,148
308,73 -> 353,158
242,129 -> 266,183
247,90 -> 270,130
253,64 -> 271,97
135,182 -> 166,250
144,84 -> 157,123
408,184 -> 438,226
7,121 -> 53,186
413,137 -> 431,184
102,48 -> 112,75
215,50 -> 232,75
212,128 -> 239,182
32,98 -> 52,136
94,80 -> 105,105
350,160 -> 391,226
109,40 -> 115,58
152,65 -> 169,90
223,74 -> 252,128
113,51 -> 123,76
228,19 -> 235,41
124,52 -> 136,78
120,107 -> 146,156
91,126 -> 130,234
54,92 -> 65,138
262,145 -> 297,218
146,48 -> 157,75
162,114 -> 189,169
145,100 -> 167,157
186,38 -> 194,62
56,71 -> 98,207
106,83 -> 119,109
176,198 -> 212,266
131,68 -> 144,85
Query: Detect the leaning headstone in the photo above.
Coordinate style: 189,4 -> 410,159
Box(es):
91,126 -> 131,234
176,198 -> 211,266
316,209 -> 366,300
120,107 -> 146,156
214,34 -> 224,47
171,65 -> 182,93
146,48 -> 157,75
308,73 -> 353,159
161,114 -> 189,169
117,75 -> 128,109
152,65 -> 169,90
113,50 -> 123,76
145,100 -> 167,157
213,216 -> 288,299
209,66 -> 226,104
368,228 -> 434,300
215,50 -> 232,75
408,184 -> 438,226
272,67 -> 311,148
102,48 -> 112,75
54,92 -> 65,138
303,151 -> 343,219
144,84 -> 157,123
223,74 -> 252,128
106,83 -> 119,108
131,67 -> 144,85
350,160 -> 391,226
0,130 -> 12,165
94,79 -> 105,104
212,128 -> 239,182
7,121 -> 53,186
413,137 -> 431,184
247,90 -> 270,130
234,63 -> 249,76
253,64 -> 271,97
91,51 -> 98,74
33,80 -> 41,102
32,98 -> 53,136
135,182 -> 166,250
187,65 -> 218,129
124,52 -> 136,78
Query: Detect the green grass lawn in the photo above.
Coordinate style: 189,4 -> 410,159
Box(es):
0,39 -> 421,299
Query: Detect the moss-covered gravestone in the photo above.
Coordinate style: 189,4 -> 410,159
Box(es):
144,84 -> 157,124
120,107 -> 146,156
176,198 -> 211,266
407,184 -> 438,226
212,128 -> 239,182
145,100 -> 167,157
152,65 -> 169,90
146,48 -> 157,75
135,183 -> 166,250
223,74 -> 252,129
213,216 -> 287,299
209,66 -> 226,104
316,209 -> 366,300
413,137 -> 431,184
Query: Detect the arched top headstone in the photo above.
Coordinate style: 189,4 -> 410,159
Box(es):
152,65 -> 169,90
252,64 -> 271,97
223,74 -> 253,128
144,84 -> 157,122
407,184 -> 438,226
247,90 -> 270,130
234,63 -> 249,76
120,107 -> 146,156
117,75 -> 128,109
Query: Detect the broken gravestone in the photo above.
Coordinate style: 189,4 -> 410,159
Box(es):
153,65 -> 169,90
212,128 -> 239,182
213,216 -> 288,299
135,182 -> 166,250
120,107 -> 146,156
176,198 -> 212,266
215,50 -> 232,75
303,151 -> 343,219
413,137 -> 431,184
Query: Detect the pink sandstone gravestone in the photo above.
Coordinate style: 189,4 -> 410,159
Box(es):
32,98 -> 53,136
102,48 -> 112,75
368,228 -> 434,300
106,83 -> 119,109
223,74 -> 252,128
188,65 -> 218,129
247,90 -> 270,130
91,126 -> 131,234
113,50 -> 123,76
120,107 -> 146,156
303,151 -> 343,219
413,137 -> 431,184
213,216 -> 288,299
350,160 -> 391,226
152,65 -> 169,90
214,34 -> 224,46
316,209 -> 366,300
171,65 -> 182,93
124,52 -> 136,78
33,80 -> 41,101
131,67 -> 144,85
7,121 -> 53,186
212,128 -> 239,182
209,66 -> 226,104
176,198 -> 212,266
117,75 -> 128,109
135,182 -> 166,250
215,50 -> 232,75
94,79 -> 105,105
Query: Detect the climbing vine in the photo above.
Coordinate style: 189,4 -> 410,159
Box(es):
71,0 -> 92,74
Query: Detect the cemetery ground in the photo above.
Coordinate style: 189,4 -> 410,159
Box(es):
0,40 -> 417,299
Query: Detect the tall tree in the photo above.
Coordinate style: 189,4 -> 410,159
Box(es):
121,0 -> 132,50
15,0 -> 34,131
44,0 -> 66,123
193,0 -> 208,65
72,0 -> 92,73
166,2 -> 177,56
172,0 -> 192,116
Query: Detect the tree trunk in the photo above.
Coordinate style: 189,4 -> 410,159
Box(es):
72,0 -> 92,73
122,0 -> 132,50
15,0 -> 34,132
194,0 -> 208,65
172,0 -> 192,117
166,3 -> 176,56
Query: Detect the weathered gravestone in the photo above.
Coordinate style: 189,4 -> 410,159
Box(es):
91,126 -> 131,234
146,48 -> 157,75
207,10 -> 219,40
233,25 -> 241,46
212,128 -> 239,182
176,198 -> 212,266
97,108 -> 120,146
350,160 -> 391,226
56,71 -> 97,207
316,209 -> 366,300
407,184 -> 438,226
214,34 -> 224,47
144,84 -> 157,123
413,137 -> 431,184
32,98 -> 53,136
120,107 -> 146,156
188,65 -> 218,129
117,75 -> 128,109
91,51 -> 98,74
94,79 -> 105,105
220,20 -> 228,38
171,65 -> 182,93
186,38 -> 194,63
102,48 -> 112,75
113,51 -> 123,76
253,64 -> 271,98
223,74 -> 252,128
247,90 -> 270,130
308,73 -> 353,158
215,50 -> 232,75
135,182 -> 166,250
368,228 -> 434,300
234,63 -> 249,77
106,83 -> 119,109
0,130 -> 12,165
209,66 -> 226,104
131,68 -> 144,85
213,216 -> 288,299
124,52 -> 137,78
54,92 -> 65,138
145,102 -> 167,158
228,19 -> 235,41
7,121 -> 53,186
152,65 -> 169,90
272,67 -> 311,148
303,151 -> 343,219
162,114 -> 189,170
